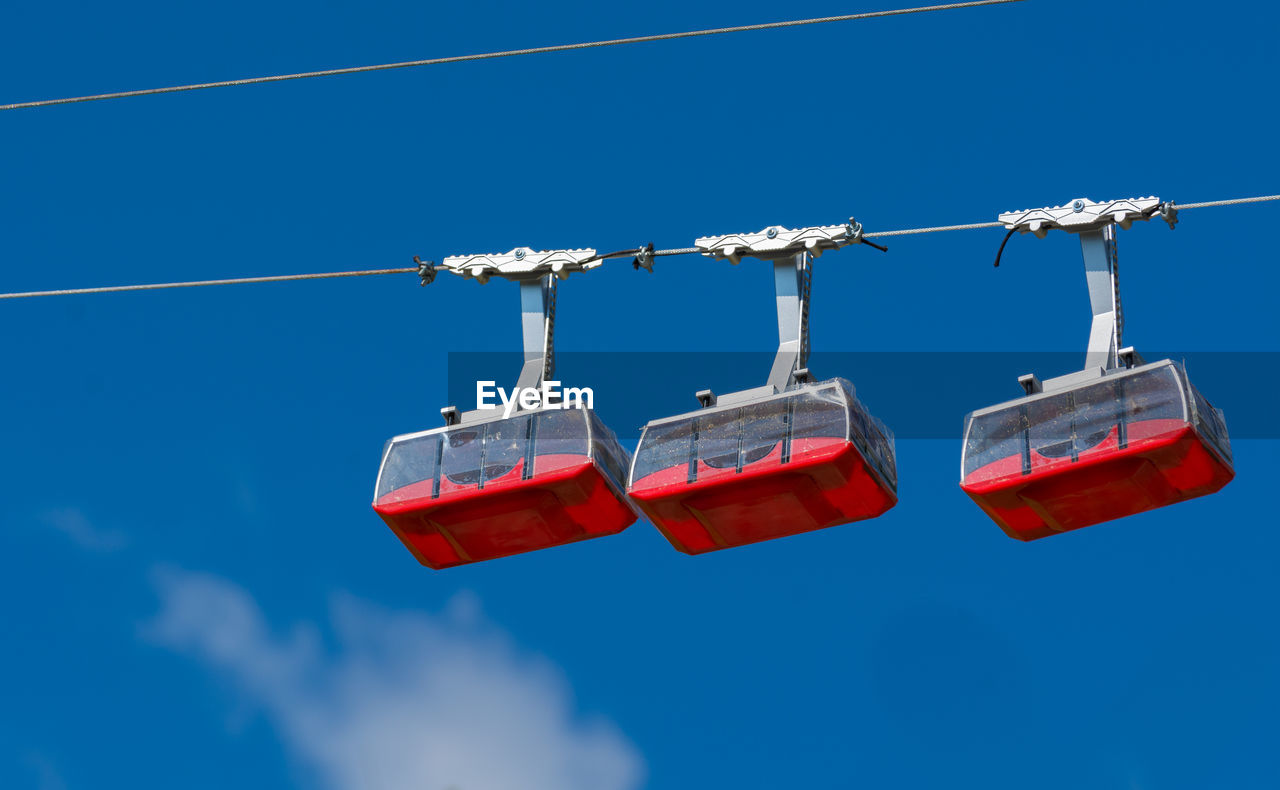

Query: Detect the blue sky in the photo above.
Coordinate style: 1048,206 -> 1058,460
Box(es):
2,1 -> 1278,788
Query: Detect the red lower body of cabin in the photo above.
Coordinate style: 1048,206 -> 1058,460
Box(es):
961,423 -> 1233,541
373,456 -> 636,569
629,440 -> 896,554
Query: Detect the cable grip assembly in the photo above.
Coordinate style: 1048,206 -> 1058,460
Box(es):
992,196 -> 1177,268
695,218 -> 880,264
998,196 -> 1176,238
439,247 -> 601,284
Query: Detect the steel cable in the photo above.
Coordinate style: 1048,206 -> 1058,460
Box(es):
1,194 -> 1274,300
1,1 -> 1023,111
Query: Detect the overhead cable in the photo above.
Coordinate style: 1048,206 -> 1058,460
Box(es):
0,268 -> 416,300
0,193 -> 1274,301
1,0 -> 1023,112
865,221 -> 1003,237
1173,195 -> 1280,210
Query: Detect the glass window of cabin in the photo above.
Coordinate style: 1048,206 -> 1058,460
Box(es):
535,409 -> 589,456
1025,378 -> 1138,459
1067,379 -> 1125,452
377,434 -> 441,499
586,411 -> 632,492
630,419 -> 695,484
481,416 -> 530,483
848,393 -> 897,490
1187,379 -> 1232,464
962,407 -> 1026,479
1122,365 -> 1186,423
439,417 -> 530,487
791,385 -> 849,443
739,397 -> 789,466
441,427 -> 485,486
698,408 -> 744,469
533,409 -> 589,475
1026,390 -> 1084,459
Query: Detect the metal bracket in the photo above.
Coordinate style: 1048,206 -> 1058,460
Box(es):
516,275 -> 556,392
764,251 -> 814,392
695,219 -> 867,265
1118,346 -> 1146,369
998,196 -> 1171,238
414,256 -> 437,286
694,219 -> 876,395
998,196 -> 1177,374
633,243 -> 655,273
1080,224 -> 1123,370
431,245 -> 594,424
436,274 -> 557,426
440,247 -> 601,284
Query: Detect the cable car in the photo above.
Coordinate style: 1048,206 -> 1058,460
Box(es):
629,376 -> 897,553
626,221 -> 897,554
372,248 -> 636,568
961,197 -> 1234,540
374,405 -> 636,568
961,359 -> 1233,540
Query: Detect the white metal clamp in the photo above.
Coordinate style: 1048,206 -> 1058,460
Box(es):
439,247 -> 602,285
695,218 -> 872,265
999,196 -> 1177,238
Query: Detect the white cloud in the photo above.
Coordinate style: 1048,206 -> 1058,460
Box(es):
23,752 -> 67,790
40,508 -> 127,552
142,568 -> 644,790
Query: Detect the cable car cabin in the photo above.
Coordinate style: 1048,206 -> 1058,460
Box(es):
628,378 -> 897,554
960,360 -> 1234,541
373,407 -> 636,569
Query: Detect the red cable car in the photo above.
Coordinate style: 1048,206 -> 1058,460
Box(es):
626,220 -> 897,554
372,248 -> 636,568
961,360 -> 1233,540
629,377 -> 897,553
961,197 -> 1234,539
374,406 -> 636,568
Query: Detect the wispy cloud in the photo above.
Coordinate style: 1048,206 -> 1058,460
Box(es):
23,752 -> 67,790
142,567 -> 644,790
40,508 -> 127,552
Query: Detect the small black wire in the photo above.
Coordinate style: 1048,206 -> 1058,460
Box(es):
992,227 -> 1016,267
